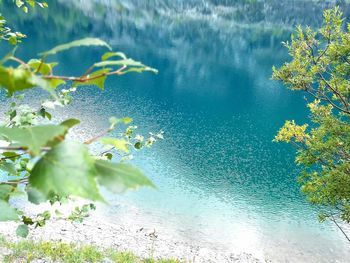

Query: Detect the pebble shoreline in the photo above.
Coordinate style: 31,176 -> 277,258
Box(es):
0,200 -> 261,263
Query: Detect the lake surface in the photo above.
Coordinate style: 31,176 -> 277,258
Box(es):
2,0 -> 350,261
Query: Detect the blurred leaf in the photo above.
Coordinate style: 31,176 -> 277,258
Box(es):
0,185 -> 13,200
101,137 -> 129,153
60,118 -> 80,129
30,141 -> 102,201
26,188 -> 46,205
0,162 -> 17,175
16,224 -> 29,237
47,79 -> 66,89
121,117 -> 133,124
0,66 -> 34,94
27,59 -> 56,75
95,161 -> 154,193
0,125 -> 66,155
0,200 -> 18,221
15,0 -> 25,8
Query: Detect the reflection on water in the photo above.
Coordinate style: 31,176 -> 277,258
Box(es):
2,1 -> 350,261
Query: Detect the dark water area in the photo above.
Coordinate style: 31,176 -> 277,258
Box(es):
2,0 -> 350,261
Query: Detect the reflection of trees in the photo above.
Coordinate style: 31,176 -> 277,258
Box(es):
3,0 -> 350,92
48,0 -> 349,91
58,0 -> 350,28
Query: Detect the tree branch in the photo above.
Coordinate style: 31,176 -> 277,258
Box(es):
330,214 -> 350,243
43,65 -> 127,83
84,128 -> 113,145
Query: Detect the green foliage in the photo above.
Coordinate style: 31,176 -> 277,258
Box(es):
0,13 -> 25,44
0,2 -> 163,237
0,237 -> 182,263
13,0 -> 48,13
272,7 -> 350,237
0,0 -> 47,44
68,203 -> 96,223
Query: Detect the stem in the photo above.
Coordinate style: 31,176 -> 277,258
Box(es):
330,215 -> 350,243
0,152 -> 26,161
0,177 -> 29,186
317,72 -> 350,114
9,57 -> 29,69
35,59 -> 44,74
82,64 -> 96,77
100,146 -> 115,156
84,128 -> 113,145
306,42 -> 350,114
0,146 -> 50,152
43,65 -> 127,83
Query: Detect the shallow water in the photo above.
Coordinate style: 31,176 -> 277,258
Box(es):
2,0 -> 350,261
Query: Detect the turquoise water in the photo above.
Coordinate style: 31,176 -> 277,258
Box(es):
2,1 -> 350,261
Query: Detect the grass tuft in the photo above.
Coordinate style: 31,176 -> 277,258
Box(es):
0,236 -> 182,263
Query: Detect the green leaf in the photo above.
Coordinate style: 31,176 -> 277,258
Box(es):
121,117 -> 133,124
27,59 -> 56,75
0,185 -> 13,200
36,2 -> 48,8
0,66 -> 35,95
30,141 -> 102,201
47,79 -> 66,89
26,0 -> 35,7
0,200 -> 18,221
15,0 -> 24,8
94,59 -> 144,68
95,161 -> 154,193
28,75 -> 56,93
8,36 -> 17,45
39,108 -> 52,120
101,51 -> 127,61
0,66 -> 58,95
72,69 -> 110,90
26,188 -> 46,205
39,38 -> 111,57
122,66 -> 158,74
0,125 -> 66,156
16,224 -> 29,238
101,137 -> 129,153
104,153 -> 113,160
60,118 -> 80,129
0,162 -> 17,175
45,119 -> 80,148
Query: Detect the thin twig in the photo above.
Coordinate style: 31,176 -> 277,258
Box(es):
0,152 -> 26,161
43,65 -> 127,83
9,57 -> 29,69
84,128 -> 112,145
0,177 -> 29,186
100,146 -> 115,156
330,215 -> 350,243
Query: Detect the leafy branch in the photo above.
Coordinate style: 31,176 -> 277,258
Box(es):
0,35 -> 162,237
272,7 -> 350,242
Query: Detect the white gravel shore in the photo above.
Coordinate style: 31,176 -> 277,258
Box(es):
0,199 -> 261,263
